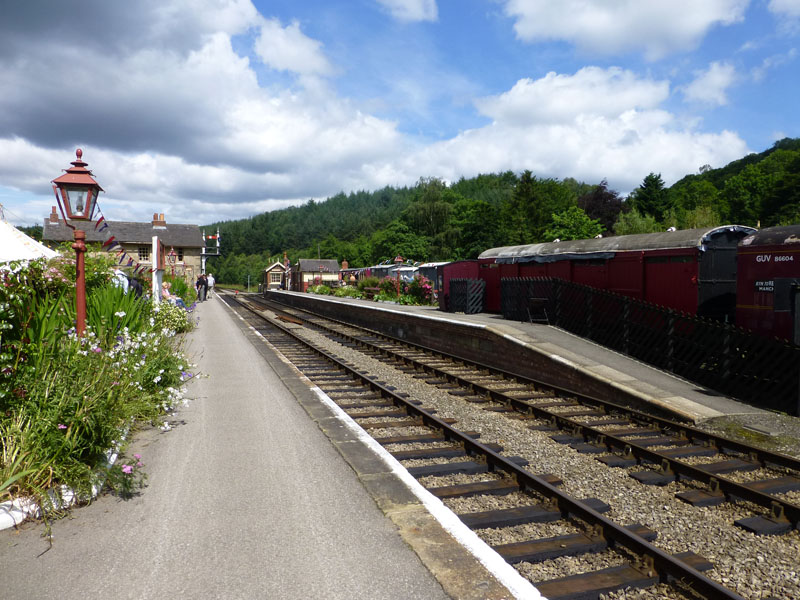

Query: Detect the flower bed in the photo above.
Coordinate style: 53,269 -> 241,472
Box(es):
1,253 -> 195,523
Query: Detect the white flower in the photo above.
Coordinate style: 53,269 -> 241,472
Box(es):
114,311 -> 126,318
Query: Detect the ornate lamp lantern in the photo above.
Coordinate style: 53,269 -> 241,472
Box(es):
52,149 -> 103,221
167,246 -> 177,276
51,149 -> 104,336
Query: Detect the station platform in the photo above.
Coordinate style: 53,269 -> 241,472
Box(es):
267,290 -> 771,425
0,294 -> 536,600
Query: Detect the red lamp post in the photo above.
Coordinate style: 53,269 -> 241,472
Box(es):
394,255 -> 404,297
52,149 -> 103,337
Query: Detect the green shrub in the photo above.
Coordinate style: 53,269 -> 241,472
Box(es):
334,286 -> 362,298
308,284 -> 332,295
152,301 -> 193,333
403,275 -> 434,305
378,276 -> 399,296
0,255 -> 193,510
357,276 -> 379,291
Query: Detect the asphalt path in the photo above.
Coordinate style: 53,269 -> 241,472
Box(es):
0,296 -> 450,600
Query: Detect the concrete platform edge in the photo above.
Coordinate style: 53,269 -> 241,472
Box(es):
221,299 -> 544,600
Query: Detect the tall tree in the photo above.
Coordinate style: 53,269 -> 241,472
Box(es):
629,173 -> 670,221
544,206 -> 603,241
577,180 -> 625,233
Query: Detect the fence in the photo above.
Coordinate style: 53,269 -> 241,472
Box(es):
501,277 -> 800,416
448,278 -> 486,314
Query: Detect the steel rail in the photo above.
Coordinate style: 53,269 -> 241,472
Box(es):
232,295 -> 747,600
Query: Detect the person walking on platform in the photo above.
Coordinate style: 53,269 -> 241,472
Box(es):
207,273 -> 215,298
196,274 -> 208,302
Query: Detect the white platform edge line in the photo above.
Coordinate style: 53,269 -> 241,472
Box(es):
235,307 -> 543,600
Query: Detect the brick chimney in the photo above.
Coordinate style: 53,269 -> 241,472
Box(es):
341,259 -> 349,270
152,212 -> 166,227
49,206 -> 60,224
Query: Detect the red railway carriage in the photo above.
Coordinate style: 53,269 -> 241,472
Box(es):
737,225 -> 800,343
475,226 -> 756,318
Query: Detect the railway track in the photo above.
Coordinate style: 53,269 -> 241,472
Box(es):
223,292 -> 799,599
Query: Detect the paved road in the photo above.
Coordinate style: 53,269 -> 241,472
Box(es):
0,297 -> 450,600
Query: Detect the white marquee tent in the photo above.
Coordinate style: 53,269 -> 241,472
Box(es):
0,219 -> 58,262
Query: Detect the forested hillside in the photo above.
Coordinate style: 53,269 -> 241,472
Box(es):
206,138 -> 800,286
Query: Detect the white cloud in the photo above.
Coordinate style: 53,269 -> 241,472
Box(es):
395,67 -> 749,194
0,1 -> 756,228
254,18 -> 334,77
768,0 -> 800,18
375,0 -> 438,22
475,67 -> 669,125
682,61 -> 737,105
751,48 -> 798,80
501,0 -> 749,60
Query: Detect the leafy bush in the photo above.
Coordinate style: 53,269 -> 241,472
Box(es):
357,276 -> 379,292
403,275 -> 434,305
378,276 -> 399,296
308,284 -> 332,295
0,254 -> 193,513
86,284 -> 152,348
334,286 -> 362,298
152,301 -> 193,333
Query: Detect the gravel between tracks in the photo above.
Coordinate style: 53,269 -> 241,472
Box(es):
286,320 -> 800,600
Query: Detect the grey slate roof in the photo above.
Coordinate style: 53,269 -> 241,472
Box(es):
43,219 -> 204,248
296,259 -> 340,273
478,225 -> 756,263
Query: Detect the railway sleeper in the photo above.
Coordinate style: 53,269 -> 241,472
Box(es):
428,474 -> 562,500
534,551 -> 713,600
373,432 -> 446,444
462,497 -> 611,531
407,456 -> 529,478
735,500 -> 796,535
390,442 -> 503,461
494,522 -> 652,564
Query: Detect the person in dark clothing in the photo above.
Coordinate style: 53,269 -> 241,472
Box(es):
127,276 -> 143,298
196,274 -> 208,301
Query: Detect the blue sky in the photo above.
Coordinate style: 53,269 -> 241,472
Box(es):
0,0 -> 798,227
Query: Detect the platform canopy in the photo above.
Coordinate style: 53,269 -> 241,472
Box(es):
0,219 -> 58,263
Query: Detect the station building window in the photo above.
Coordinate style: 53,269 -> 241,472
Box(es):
177,247 -> 184,262
270,272 -> 282,284
138,246 -> 151,262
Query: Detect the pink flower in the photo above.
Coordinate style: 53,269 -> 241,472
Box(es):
58,423 -> 67,430
121,465 -> 133,474
133,453 -> 141,460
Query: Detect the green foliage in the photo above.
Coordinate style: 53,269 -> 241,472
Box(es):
203,138 -> 800,281
357,276 -> 380,291
613,209 -> 661,235
308,284 -> 332,295
333,286 -> 362,298
164,274 -> 192,304
369,220 -> 429,264
403,275 -> 434,305
86,284 -> 152,348
544,206 -> 603,241
577,180 -> 625,233
152,301 -> 193,333
378,276 -> 399,296
0,255 -> 193,509
629,173 -> 671,221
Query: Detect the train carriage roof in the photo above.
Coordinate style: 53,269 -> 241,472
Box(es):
739,224 -> 800,247
479,225 -> 756,264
